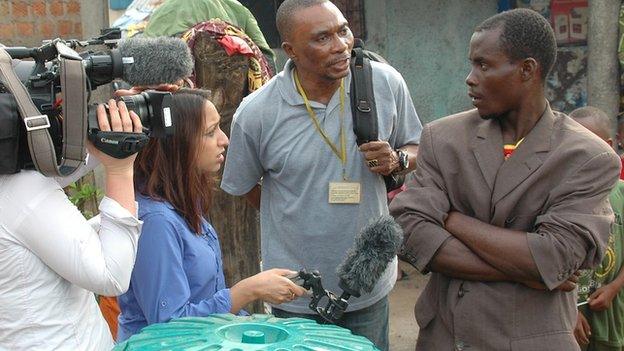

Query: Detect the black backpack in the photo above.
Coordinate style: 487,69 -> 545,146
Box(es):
350,39 -> 404,192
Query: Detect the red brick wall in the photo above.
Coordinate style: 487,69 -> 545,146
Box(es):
333,0 -> 366,39
0,0 -> 82,47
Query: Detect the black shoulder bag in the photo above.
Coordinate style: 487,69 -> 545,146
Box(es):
350,39 -> 404,192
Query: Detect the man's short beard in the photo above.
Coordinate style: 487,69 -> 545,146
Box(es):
326,70 -> 349,80
321,72 -> 348,84
479,111 -> 506,121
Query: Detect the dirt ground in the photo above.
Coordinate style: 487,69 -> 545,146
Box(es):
388,261 -> 429,351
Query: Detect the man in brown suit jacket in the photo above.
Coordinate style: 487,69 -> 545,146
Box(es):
390,9 -> 621,351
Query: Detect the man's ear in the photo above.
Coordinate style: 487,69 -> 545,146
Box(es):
282,42 -> 296,61
520,58 -> 539,81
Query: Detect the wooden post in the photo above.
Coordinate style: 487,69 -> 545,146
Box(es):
192,32 -> 263,313
587,0 -> 621,140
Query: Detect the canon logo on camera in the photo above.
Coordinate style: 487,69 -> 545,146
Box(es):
100,138 -> 119,145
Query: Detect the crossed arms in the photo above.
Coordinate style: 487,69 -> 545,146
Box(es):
431,213 -> 576,290
390,124 -> 619,290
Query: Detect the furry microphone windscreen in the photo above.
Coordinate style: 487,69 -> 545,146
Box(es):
119,36 -> 194,87
336,215 -> 403,296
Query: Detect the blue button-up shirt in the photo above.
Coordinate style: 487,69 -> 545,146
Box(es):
117,194 -> 232,342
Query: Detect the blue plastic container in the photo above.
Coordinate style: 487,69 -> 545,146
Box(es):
109,0 -> 133,10
113,313 -> 380,350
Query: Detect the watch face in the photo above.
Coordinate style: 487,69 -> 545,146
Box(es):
398,150 -> 409,170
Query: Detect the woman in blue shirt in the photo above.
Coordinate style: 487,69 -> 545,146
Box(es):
117,89 -> 306,341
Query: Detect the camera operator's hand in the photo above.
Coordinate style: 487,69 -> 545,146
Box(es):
87,100 -> 142,171
87,99 -> 142,215
113,81 -> 185,97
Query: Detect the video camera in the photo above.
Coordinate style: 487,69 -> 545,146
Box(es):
0,29 -> 193,176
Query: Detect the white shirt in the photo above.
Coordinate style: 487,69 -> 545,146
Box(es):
0,170 -> 142,350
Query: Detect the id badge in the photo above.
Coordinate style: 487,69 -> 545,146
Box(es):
328,181 -> 361,204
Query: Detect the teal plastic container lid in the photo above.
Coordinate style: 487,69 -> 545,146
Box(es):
113,313 -> 380,351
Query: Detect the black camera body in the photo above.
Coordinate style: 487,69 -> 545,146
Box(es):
0,90 -> 29,174
0,29 -> 176,174
87,91 -> 175,159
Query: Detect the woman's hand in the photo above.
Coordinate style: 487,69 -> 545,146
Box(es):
113,81 -> 186,97
87,99 -> 142,176
87,99 -> 142,216
247,269 -> 307,304
229,268 -> 308,313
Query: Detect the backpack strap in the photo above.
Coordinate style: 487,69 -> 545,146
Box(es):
350,40 -> 405,192
350,40 -> 378,146
0,43 -> 86,177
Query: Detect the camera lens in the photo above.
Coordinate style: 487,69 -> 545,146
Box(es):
120,92 -> 151,128
120,90 -> 174,139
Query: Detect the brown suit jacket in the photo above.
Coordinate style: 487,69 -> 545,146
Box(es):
390,106 -> 621,351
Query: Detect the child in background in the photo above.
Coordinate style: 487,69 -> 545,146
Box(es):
571,106 -> 624,351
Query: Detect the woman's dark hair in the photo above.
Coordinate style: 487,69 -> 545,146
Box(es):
134,88 -> 215,233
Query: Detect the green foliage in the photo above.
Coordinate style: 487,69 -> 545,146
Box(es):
66,180 -> 102,219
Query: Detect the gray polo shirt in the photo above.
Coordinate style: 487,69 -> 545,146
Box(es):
221,59 -> 422,313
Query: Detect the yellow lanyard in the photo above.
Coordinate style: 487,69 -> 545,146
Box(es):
294,71 -> 347,180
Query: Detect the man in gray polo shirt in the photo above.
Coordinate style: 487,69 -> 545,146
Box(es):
221,0 -> 422,349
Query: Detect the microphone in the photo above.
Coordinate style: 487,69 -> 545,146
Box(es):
117,36 -> 193,86
289,215 -> 403,323
5,37 -> 194,88
336,215 -> 404,298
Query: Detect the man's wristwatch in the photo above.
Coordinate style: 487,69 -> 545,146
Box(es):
395,149 -> 409,172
